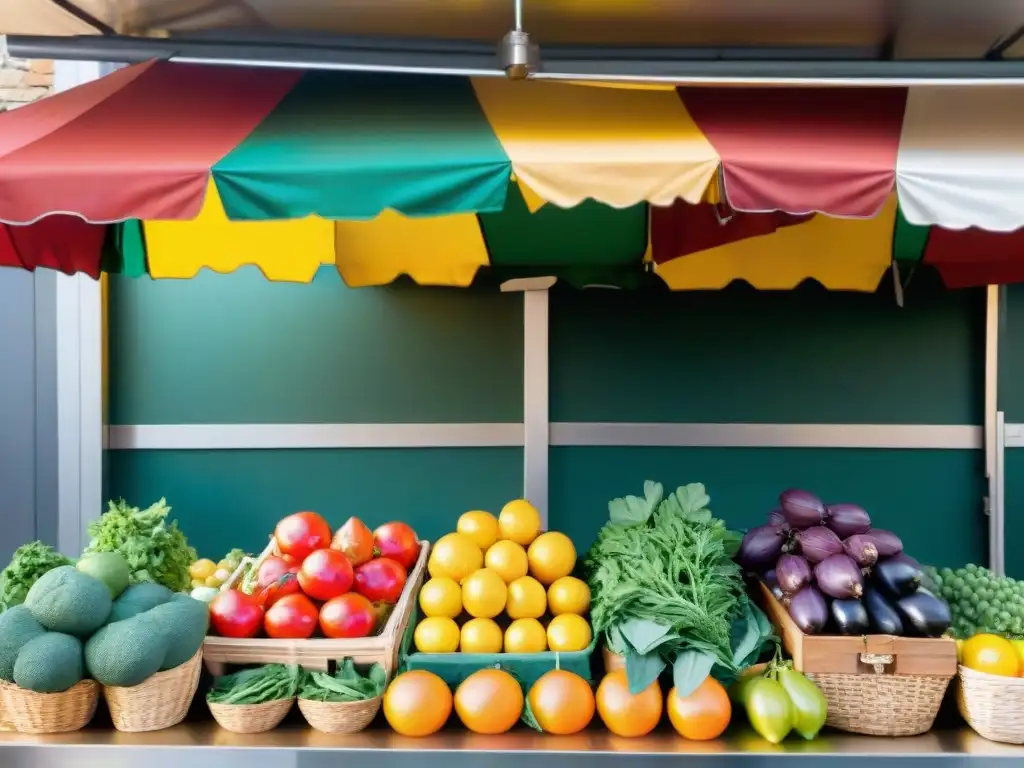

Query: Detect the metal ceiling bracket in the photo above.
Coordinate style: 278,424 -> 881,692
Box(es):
498,0 -> 539,80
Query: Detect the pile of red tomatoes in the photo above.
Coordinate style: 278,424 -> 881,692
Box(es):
208,512 -> 420,641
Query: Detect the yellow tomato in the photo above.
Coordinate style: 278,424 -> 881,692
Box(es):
507,576 -> 547,620
418,577 -> 463,619
547,614 -> 592,652
962,634 -> 1020,677
498,500 -> 542,546
484,540 -> 529,584
428,533 -> 483,584
527,532 -> 577,585
461,618 -> 504,653
414,617 -> 460,653
189,559 -> 217,580
461,568 -> 508,619
547,576 -> 591,616
457,511 -> 500,551
505,618 -> 547,653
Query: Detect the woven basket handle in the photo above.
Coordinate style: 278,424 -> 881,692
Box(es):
860,653 -> 894,674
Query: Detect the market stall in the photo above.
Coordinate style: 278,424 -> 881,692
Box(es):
1,57 -> 1024,762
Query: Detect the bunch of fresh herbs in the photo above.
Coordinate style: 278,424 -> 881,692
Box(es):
0,541 -> 73,612
585,481 -> 776,697
207,664 -> 301,704
299,658 -> 387,703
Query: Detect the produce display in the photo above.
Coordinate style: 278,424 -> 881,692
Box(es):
205,511 -> 419,640
740,489 -> 952,638
586,482 -> 773,697
413,500 -> 592,654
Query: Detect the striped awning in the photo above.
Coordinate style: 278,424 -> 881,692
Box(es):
2,61 -> 1024,290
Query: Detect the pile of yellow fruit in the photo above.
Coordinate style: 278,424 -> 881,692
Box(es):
415,499 -> 592,655
188,548 -> 245,590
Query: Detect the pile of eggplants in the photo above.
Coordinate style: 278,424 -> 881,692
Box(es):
736,488 -> 952,638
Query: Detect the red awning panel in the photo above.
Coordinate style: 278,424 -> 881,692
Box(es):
0,217 -> 106,277
924,228 -> 1024,288
678,88 -> 907,217
0,62 -> 299,225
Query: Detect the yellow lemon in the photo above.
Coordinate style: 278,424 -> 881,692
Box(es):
414,617 -> 460,653
461,618 -> 504,653
547,576 -> 591,616
189,559 -> 217,580
428,533 -> 483,584
505,618 -> 547,653
418,577 -> 463,619
485,540 -> 529,584
498,499 -> 542,546
547,614 -> 592,652
962,634 -> 1019,677
506,576 -> 547,620
457,510 -> 500,551
527,531 -> 577,585
461,568 -> 508,619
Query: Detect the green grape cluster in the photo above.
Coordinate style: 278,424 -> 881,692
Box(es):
926,564 -> 1024,639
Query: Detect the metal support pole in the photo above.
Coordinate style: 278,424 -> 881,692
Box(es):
522,288 -> 550,528
984,285 -> 1004,572
993,411 -> 1007,577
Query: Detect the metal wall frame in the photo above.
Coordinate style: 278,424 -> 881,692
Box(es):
53,63 -> 1009,568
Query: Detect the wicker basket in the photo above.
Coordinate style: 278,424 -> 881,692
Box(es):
957,665 -> 1024,744
208,698 -> 294,734
806,660 -> 951,737
298,695 -> 381,733
104,650 -> 202,732
0,679 -> 99,734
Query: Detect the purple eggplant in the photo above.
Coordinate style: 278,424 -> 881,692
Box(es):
736,524 -> 789,571
795,526 -> 844,564
779,489 -> 826,530
864,587 -> 904,635
768,508 -> 787,527
776,554 -> 813,596
895,588 -> 951,638
764,569 -> 785,601
872,555 -> 921,599
825,503 -> 872,538
843,534 -> 879,568
830,598 -> 870,635
866,529 -> 903,558
787,586 -> 828,635
815,554 -> 864,599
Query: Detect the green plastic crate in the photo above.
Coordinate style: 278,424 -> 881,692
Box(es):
398,606 -> 597,688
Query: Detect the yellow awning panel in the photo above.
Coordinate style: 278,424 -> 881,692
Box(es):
656,195 -> 898,292
472,78 -> 719,209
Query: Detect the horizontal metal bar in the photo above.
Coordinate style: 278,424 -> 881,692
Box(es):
108,424 -> 525,450
550,423 -> 983,450
106,422 -> 1006,451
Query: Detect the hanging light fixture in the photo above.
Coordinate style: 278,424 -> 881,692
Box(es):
498,0 -> 539,80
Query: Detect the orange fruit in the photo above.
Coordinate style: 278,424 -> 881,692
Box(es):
454,669 -> 524,734
666,676 -> 731,741
596,669 -> 663,737
383,670 -> 453,737
527,669 -> 595,735
962,634 -> 1020,677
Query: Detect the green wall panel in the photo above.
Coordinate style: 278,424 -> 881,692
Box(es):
107,267 -> 523,425
107,448 -> 522,560
1006,451 -> 1024,580
1000,284 -> 1024,421
550,274 -> 984,425
549,447 -> 985,569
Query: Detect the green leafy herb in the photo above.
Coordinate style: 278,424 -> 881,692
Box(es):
84,498 -> 196,593
586,481 -> 775,697
298,658 -> 387,703
0,542 -> 73,612
207,664 -> 301,705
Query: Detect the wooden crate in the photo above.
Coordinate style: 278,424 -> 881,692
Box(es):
755,580 -> 957,676
203,540 -> 430,676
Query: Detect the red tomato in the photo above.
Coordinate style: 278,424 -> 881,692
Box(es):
257,556 -> 292,589
209,590 -> 264,638
274,511 -> 332,562
354,557 -> 407,604
264,593 -> 319,639
373,522 -> 420,570
257,570 -> 301,607
320,593 -> 376,639
298,548 -> 354,601
331,516 -> 375,566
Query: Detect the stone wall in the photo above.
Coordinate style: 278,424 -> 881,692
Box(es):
0,36 -> 54,110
